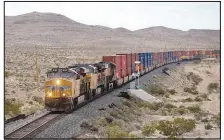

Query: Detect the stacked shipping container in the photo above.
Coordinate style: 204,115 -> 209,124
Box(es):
103,49 -> 219,80
102,55 -> 122,79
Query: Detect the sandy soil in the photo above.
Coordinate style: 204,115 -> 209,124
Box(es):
78,59 -> 220,138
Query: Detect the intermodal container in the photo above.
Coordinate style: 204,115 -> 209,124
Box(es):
163,52 -> 168,63
134,53 -> 140,72
139,53 -> 144,70
102,55 -> 121,79
152,52 -> 158,65
131,53 -> 136,74
148,53 -> 152,67
143,53 -> 148,68
159,52 -> 163,64
176,51 -> 181,61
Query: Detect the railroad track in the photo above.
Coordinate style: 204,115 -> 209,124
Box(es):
5,61 -> 189,139
5,112 -> 66,139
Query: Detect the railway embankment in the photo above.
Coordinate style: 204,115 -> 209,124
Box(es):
77,59 -> 220,139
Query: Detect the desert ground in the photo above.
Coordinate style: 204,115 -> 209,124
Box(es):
78,59 -> 220,138
4,12 -> 220,120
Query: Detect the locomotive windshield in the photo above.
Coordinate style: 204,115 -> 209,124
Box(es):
47,72 -> 74,78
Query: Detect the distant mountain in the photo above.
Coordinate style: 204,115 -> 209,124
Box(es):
5,12 -> 220,53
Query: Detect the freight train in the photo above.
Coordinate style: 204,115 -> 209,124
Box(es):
44,50 -> 220,112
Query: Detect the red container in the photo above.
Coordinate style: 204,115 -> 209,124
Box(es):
118,55 -> 126,70
153,52 -> 158,60
102,55 -> 121,79
131,53 -> 136,64
159,52 -> 163,64
117,53 -> 132,76
173,51 -> 176,57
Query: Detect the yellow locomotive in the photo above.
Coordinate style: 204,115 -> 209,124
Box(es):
44,62 -> 116,112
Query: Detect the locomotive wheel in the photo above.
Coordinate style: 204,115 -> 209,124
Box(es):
73,98 -> 78,107
65,103 -> 74,114
92,89 -> 96,98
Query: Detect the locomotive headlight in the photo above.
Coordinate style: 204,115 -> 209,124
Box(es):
62,93 -> 66,97
56,79 -> 60,85
48,92 -> 52,97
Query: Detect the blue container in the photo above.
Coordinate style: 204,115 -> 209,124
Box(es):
132,64 -> 135,73
139,53 -> 144,67
143,53 -> 148,68
148,53 -> 152,67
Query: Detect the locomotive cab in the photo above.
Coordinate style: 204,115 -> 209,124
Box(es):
44,68 -> 76,112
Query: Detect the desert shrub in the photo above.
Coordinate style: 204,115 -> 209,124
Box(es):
157,118 -> 196,136
164,103 -> 177,109
150,84 -> 165,96
5,100 -> 23,116
201,118 -> 209,123
32,96 -> 44,105
142,122 -> 157,136
106,125 -> 128,138
181,98 -> 194,102
138,102 -> 164,111
187,72 -> 203,85
122,101 -> 132,108
200,94 -> 209,100
96,117 -> 108,127
110,120 -> 123,127
28,101 -> 33,105
194,112 -> 207,121
137,102 -> 153,108
165,93 -> 170,98
167,89 -> 176,95
204,123 -> 213,130
173,118 -> 196,135
156,120 -> 174,136
206,71 -> 211,75
194,96 -> 203,102
175,107 -> 187,115
187,105 -> 201,113
105,116 -> 113,124
5,71 -> 9,77
184,87 -> 199,95
152,102 -> 164,111
214,113 -> 220,128
207,83 -> 219,92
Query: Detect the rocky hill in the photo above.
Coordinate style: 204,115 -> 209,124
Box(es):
5,12 -> 220,53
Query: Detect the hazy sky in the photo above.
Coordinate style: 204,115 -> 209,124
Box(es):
5,2 -> 220,31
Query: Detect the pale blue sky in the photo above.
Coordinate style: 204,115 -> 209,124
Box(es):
5,2 -> 220,31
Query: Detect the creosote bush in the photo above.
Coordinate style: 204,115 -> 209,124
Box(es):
181,98 -> 194,102
194,96 -> 203,102
150,84 -> 165,96
142,122 -> 157,136
32,96 -> 44,105
186,72 -> 203,85
187,105 -> 201,113
5,71 -> 9,77
5,99 -> 23,117
184,86 -> 199,95
156,118 -> 196,136
167,89 -> 176,95
106,125 -> 135,138
207,83 -> 219,92
204,123 -> 213,130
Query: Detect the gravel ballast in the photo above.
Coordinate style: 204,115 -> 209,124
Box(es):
5,62 -> 189,138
